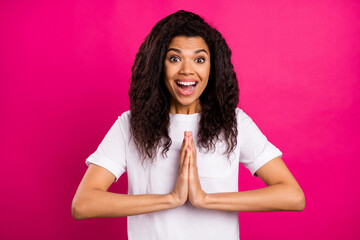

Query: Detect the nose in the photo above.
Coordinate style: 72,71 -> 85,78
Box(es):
179,59 -> 194,75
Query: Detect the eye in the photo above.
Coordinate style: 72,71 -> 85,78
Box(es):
169,56 -> 180,62
195,57 -> 205,63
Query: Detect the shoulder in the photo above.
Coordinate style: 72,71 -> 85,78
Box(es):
235,107 -> 261,134
117,110 -> 131,124
120,110 -> 131,118
114,110 -> 131,136
235,107 -> 251,124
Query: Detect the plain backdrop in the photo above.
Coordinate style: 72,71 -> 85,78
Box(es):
1,0 -> 359,239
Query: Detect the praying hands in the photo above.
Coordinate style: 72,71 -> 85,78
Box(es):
170,131 -> 207,208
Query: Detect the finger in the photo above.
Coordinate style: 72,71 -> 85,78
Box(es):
188,149 -> 199,181
180,132 -> 188,163
184,131 -> 189,148
189,131 -> 195,148
189,132 -> 197,161
183,147 -> 190,172
182,147 -> 191,175
188,147 -> 195,167
183,134 -> 190,151
180,132 -> 185,149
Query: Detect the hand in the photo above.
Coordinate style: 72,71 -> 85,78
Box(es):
187,132 -> 207,208
170,131 -> 190,207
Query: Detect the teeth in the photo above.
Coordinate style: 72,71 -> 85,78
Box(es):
177,81 -> 196,86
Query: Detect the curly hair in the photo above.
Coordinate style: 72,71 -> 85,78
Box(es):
129,10 -> 239,160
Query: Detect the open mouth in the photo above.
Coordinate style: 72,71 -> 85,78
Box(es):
175,80 -> 198,95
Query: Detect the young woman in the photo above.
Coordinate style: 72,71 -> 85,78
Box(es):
72,10 -> 305,240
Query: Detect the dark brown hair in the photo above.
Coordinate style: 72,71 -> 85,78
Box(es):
129,10 -> 239,160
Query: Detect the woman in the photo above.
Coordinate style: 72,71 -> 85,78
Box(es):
72,10 -> 305,240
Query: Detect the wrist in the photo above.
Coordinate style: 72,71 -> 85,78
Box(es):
168,193 -> 184,208
191,191 -> 208,208
201,193 -> 210,208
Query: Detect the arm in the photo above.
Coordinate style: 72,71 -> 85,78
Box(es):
198,157 -> 305,212
71,164 -> 174,220
186,133 -> 305,212
72,135 -> 191,220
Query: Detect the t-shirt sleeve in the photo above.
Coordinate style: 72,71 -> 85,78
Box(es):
85,116 -> 127,182
237,108 -> 282,177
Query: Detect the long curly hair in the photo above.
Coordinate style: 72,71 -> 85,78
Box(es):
129,10 -> 239,160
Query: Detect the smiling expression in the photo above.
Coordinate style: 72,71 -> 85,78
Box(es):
164,36 -> 211,114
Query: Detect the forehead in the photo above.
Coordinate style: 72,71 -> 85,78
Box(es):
167,36 -> 209,52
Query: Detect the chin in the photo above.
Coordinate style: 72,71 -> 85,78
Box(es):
176,96 -> 198,106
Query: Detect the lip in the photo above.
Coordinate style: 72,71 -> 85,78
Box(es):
174,79 -> 199,96
175,78 -> 198,83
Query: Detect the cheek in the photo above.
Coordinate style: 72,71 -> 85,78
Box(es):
163,65 -> 171,83
200,66 -> 211,82
164,77 -> 172,93
164,65 -> 175,81
163,73 -> 174,94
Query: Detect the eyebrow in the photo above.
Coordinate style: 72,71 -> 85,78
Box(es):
166,48 -> 209,55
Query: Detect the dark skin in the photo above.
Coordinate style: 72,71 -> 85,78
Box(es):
71,36 -> 304,220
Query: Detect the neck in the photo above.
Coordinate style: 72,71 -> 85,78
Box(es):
169,100 -> 201,114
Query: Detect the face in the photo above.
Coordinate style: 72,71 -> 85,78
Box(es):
164,36 -> 211,114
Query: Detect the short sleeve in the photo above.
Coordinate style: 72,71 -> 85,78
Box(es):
85,116 -> 127,182
237,108 -> 282,177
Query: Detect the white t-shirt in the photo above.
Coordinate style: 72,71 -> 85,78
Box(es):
85,108 -> 282,240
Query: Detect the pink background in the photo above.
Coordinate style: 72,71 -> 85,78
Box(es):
1,0 -> 359,239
